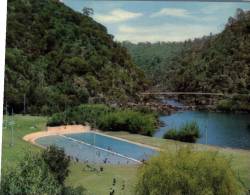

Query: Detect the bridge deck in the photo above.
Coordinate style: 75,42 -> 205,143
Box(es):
140,92 -> 225,96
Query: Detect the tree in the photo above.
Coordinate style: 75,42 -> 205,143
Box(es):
42,145 -> 71,185
135,148 -> 246,195
1,153 -> 62,195
6,0 -> 146,114
82,7 -> 94,16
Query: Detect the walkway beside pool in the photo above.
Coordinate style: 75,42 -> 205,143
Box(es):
23,125 -> 91,146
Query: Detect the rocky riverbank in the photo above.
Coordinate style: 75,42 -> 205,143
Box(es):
126,102 -> 179,115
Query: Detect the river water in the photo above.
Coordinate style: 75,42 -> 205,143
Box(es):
154,100 -> 250,150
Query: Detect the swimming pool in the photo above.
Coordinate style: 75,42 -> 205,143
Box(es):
36,132 -> 157,165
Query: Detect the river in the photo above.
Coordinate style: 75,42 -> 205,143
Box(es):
154,100 -> 250,150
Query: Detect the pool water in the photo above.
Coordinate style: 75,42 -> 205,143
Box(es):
36,132 -> 157,165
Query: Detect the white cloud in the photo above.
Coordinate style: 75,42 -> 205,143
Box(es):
151,8 -> 190,18
200,3 -> 237,15
150,7 -> 216,22
116,23 -> 220,43
94,9 -> 142,23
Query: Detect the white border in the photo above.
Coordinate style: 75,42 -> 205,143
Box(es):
0,0 -> 7,180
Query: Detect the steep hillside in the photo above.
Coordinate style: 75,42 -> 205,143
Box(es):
170,9 -> 250,94
124,9 -> 250,95
5,0 -> 147,114
122,41 -> 190,88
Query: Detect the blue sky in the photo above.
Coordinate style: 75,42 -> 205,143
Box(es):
62,1 -> 250,43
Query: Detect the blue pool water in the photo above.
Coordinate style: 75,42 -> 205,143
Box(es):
36,132 -> 157,164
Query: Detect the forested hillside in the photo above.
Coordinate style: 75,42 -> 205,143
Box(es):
171,9 -> 250,94
122,41 -> 190,87
5,0 -> 147,114
124,9 -> 250,94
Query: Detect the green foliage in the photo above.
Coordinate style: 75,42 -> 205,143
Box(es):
47,104 -> 157,135
123,41 -> 190,87
5,0 -> 147,114
217,95 -> 250,112
1,153 -> 62,195
1,146 -> 86,195
62,186 -> 87,195
42,145 -> 71,185
82,7 -> 94,16
124,9 -> 250,111
99,110 -> 156,136
135,148 -> 246,195
47,104 -> 112,126
164,121 -> 200,143
217,99 -> 234,112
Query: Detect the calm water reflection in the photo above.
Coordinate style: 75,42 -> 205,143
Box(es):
154,111 -> 250,150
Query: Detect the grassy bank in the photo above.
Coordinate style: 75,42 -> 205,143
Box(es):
2,115 -> 250,194
105,131 -> 250,189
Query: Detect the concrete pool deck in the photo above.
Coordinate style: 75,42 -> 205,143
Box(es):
23,125 -> 91,146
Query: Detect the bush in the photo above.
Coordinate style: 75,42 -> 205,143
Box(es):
48,112 -> 67,126
99,110 -> 156,136
135,148 -> 246,195
47,104 -> 112,127
47,104 -> 157,136
217,99 -> 233,112
164,121 -> 200,143
217,95 -> 250,112
62,186 -> 86,195
1,147 -> 86,195
42,145 -> 71,185
1,153 -> 62,195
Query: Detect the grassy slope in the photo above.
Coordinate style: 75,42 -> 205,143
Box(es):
2,115 -> 250,195
1,115 -> 137,195
105,131 -> 250,189
2,115 -> 46,168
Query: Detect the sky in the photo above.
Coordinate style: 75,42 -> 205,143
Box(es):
62,1 -> 250,43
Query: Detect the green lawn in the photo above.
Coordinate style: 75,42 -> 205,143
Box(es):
1,115 -> 138,195
2,115 -> 46,168
2,115 -> 250,195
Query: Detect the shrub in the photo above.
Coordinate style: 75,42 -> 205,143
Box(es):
62,186 -> 86,195
47,104 -> 112,127
135,148 -> 246,195
42,145 -> 70,185
48,112 -> 66,126
217,95 -> 250,112
1,148 -> 86,195
217,99 -> 233,112
99,110 -> 156,135
47,104 -> 157,136
1,153 -> 62,195
164,121 -> 200,143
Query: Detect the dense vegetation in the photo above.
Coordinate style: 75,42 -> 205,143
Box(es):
122,41 -> 189,87
47,104 -> 157,136
124,9 -> 250,97
216,94 -> 250,112
5,0 -> 147,115
135,148 -> 246,195
163,121 -> 200,143
1,146 -> 86,195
